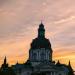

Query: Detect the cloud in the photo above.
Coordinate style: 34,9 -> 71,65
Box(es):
0,0 -> 75,69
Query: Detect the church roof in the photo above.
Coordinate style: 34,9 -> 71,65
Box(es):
33,62 -> 68,72
30,22 -> 52,50
31,37 -> 52,50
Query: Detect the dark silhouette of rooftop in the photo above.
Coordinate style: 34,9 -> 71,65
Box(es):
0,23 -> 74,75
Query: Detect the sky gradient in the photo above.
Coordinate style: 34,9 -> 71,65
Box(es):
0,0 -> 75,70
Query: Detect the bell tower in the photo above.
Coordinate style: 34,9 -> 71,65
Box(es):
38,22 -> 45,38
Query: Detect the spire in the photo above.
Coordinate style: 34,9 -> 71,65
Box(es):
57,60 -> 60,64
69,60 -> 70,65
4,56 -> 7,64
1,56 -> 8,69
39,21 -> 44,28
38,22 -> 45,38
41,20 -> 43,24
68,60 -> 73,70
56,60 -> 60,65
68,60 -> 74,75
16,61 -> 19,65
68,60 -> 71,67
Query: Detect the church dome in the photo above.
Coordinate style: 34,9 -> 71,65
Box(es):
31,37 -> 52,49
30,22 -> 52,50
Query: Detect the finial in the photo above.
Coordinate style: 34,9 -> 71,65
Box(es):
69,60 -> 71,66
5,56 -> 6,59
41,20 -> 43,24
17,61 -> 19,64
39,20 -> 44,28
57,60 -> 60,64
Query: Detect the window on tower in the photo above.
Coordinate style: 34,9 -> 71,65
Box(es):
40,52 -> 45,61
33,53 -> 37,61
39,31 -> 45,37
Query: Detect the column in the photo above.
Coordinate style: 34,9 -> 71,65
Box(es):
51,72 -> 52,75
54,72 -> 55,75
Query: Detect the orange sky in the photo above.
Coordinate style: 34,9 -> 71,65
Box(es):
0,0 -> 75,70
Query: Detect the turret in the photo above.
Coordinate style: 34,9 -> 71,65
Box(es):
38,22 -> 45,38
1,56 -> 8,71
4,56 -> 7,65
68,60 -> 74,75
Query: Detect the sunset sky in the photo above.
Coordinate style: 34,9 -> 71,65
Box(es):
0,0 -> 75,70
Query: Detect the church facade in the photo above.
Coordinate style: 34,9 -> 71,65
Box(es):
11,23 -> 74,75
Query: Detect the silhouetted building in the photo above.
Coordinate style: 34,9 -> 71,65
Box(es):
0,57 -> 16,75
11,23 -> 74,75
67,61 -> 74,75
1,56 -> 8,71
0,23 -> 74,75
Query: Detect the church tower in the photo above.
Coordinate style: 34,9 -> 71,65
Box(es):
29,23 -> 53,63
1,56 -> 8,71
38,22 -> 45,38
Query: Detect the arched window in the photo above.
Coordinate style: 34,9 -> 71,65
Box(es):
33,53 -> 37,61
40,52 -> 45,61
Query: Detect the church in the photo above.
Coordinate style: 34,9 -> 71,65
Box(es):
0,23 -> 74,75
12,22 -> 74,75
